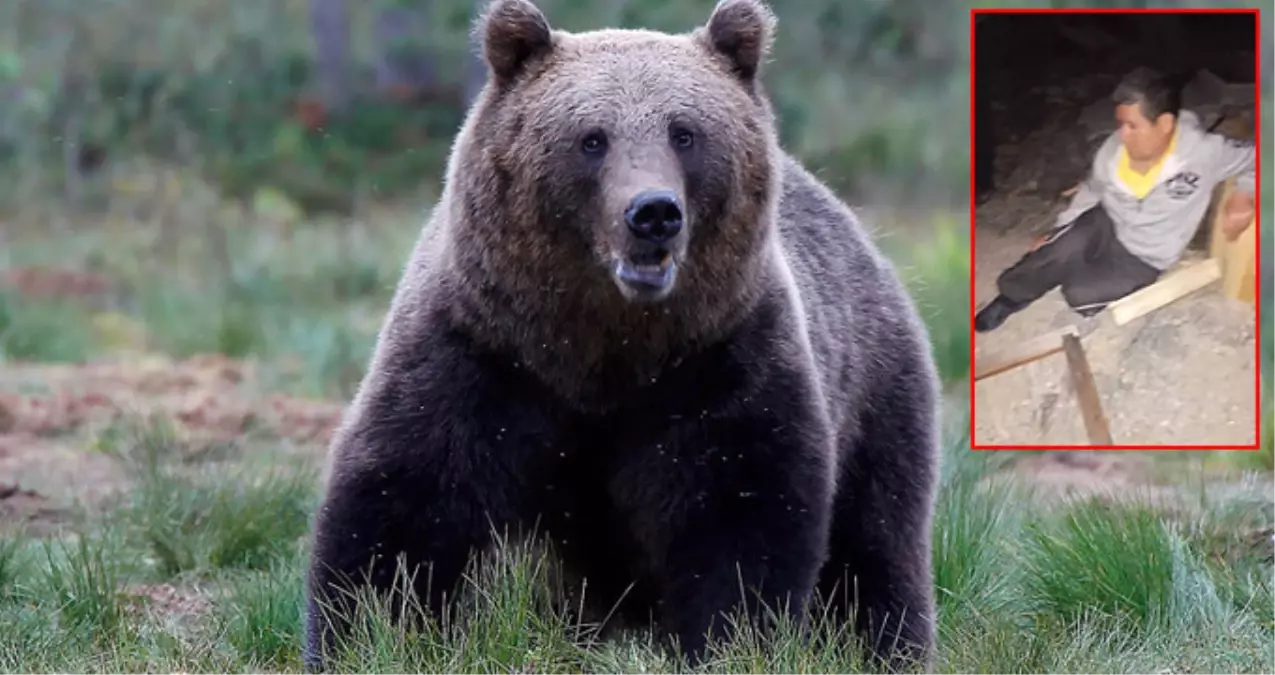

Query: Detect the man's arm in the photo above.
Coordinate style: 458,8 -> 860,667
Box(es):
1203,133 -> 1257,197
1051,136 -> 1119,233
1049,132 -> 1118,231
1053,173 -> 1102,230
1201,132 -> 1258,240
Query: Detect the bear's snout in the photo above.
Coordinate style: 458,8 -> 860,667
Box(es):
624,189 -> 684,244
609,188 -> 685,302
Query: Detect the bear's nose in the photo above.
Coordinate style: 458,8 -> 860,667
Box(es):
624,190 -> 684,243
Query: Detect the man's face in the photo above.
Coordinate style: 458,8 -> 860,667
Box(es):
1116,102 -> 1175,163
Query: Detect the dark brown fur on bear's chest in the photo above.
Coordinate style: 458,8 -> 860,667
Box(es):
498,328 -> 816,628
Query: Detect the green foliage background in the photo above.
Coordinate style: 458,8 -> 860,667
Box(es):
0,0 -> 977,208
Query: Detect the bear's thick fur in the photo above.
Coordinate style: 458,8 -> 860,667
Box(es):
303,0 -> 941,670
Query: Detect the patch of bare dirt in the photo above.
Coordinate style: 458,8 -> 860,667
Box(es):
0,354 -> 345,448
121,582 -> 217,636
997,451 -> 1275,519
999,451 -> 1161,500
0,481 -> 69,536
0,353 -> 347,526
1,266 -> 115,303
122,582 -> 214,618
974,238 -> 1257,447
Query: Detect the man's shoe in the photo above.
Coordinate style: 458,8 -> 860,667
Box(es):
974,295 -> 1025,333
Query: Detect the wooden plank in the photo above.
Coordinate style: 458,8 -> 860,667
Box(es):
1220,212 -> 1257,303
974,325 -> 1078,382
1209,176 -> 1258,304
1109,258 -> 1221,326
1061,334 -> 1114,446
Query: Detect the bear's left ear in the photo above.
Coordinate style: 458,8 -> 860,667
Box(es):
700,0 -> 777,83
478,0 -> 554,85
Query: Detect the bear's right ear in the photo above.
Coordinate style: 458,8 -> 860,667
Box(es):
477,0 -> 554,86
700,0 -> 776,84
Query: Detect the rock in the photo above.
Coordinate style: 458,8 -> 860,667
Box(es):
1080,95 -> 1116,140
1181,68 -> 1229,116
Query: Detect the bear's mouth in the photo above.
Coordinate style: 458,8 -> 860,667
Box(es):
614,250 -> 677,294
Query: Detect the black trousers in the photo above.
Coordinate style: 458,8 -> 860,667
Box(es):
996,205 -> 1161,313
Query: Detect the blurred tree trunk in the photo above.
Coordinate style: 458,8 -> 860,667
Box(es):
373,0 -> 438,100
309,0 -> 352,114
56,9 -> 91,215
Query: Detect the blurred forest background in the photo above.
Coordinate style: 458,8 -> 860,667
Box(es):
1,0 -> 1270,390
0,0 -> 975,398
0,1 -> 1272,672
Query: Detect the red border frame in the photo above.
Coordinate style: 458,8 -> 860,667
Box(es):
968,6 -> 1263,451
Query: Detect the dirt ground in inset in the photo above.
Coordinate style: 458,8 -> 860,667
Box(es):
973,219 -> 1258,447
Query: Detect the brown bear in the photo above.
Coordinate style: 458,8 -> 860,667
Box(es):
303,0 -> 941,670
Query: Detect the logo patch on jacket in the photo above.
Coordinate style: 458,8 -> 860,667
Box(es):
1163,171 -> 1201,200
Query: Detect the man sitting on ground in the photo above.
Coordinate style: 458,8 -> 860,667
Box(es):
975,68 -> 1257,333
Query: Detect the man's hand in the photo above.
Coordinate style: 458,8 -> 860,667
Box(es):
1028,233 -> 1051,252
1222,190 -> 1255,241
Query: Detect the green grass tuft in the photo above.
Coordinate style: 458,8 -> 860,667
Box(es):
1021,498 -> 1221,635
95,415 -> 318,578
0,536 -> 26,601
895,215 -> 971,386
222,556 -> 307,669
37,531 -> 131,642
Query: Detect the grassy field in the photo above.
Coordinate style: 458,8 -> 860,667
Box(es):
0,411 -> 1271,673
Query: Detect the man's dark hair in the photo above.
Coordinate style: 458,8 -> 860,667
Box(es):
1112,67 -> 1181,123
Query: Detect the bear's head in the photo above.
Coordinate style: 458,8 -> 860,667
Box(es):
448,0 -> 781,303
439,0 -> 783,401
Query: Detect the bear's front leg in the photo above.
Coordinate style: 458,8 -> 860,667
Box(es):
304,454 -> 487,670
819,351 -> 940,673
302,330 -> 569,671
613,367 -> 835,666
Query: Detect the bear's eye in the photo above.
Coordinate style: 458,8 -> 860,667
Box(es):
580,131 -> 608,156
670,127 -> 695,150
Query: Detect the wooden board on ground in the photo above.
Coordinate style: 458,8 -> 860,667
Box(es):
1061,333 -> 1114,445
974,325 -> 1079,382
1109,258 -> 1222,326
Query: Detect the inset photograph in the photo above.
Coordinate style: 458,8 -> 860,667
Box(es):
971,9 -> 1260,448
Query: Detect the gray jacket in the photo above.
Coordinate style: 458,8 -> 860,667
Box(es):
1054,109 -> 1257,270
